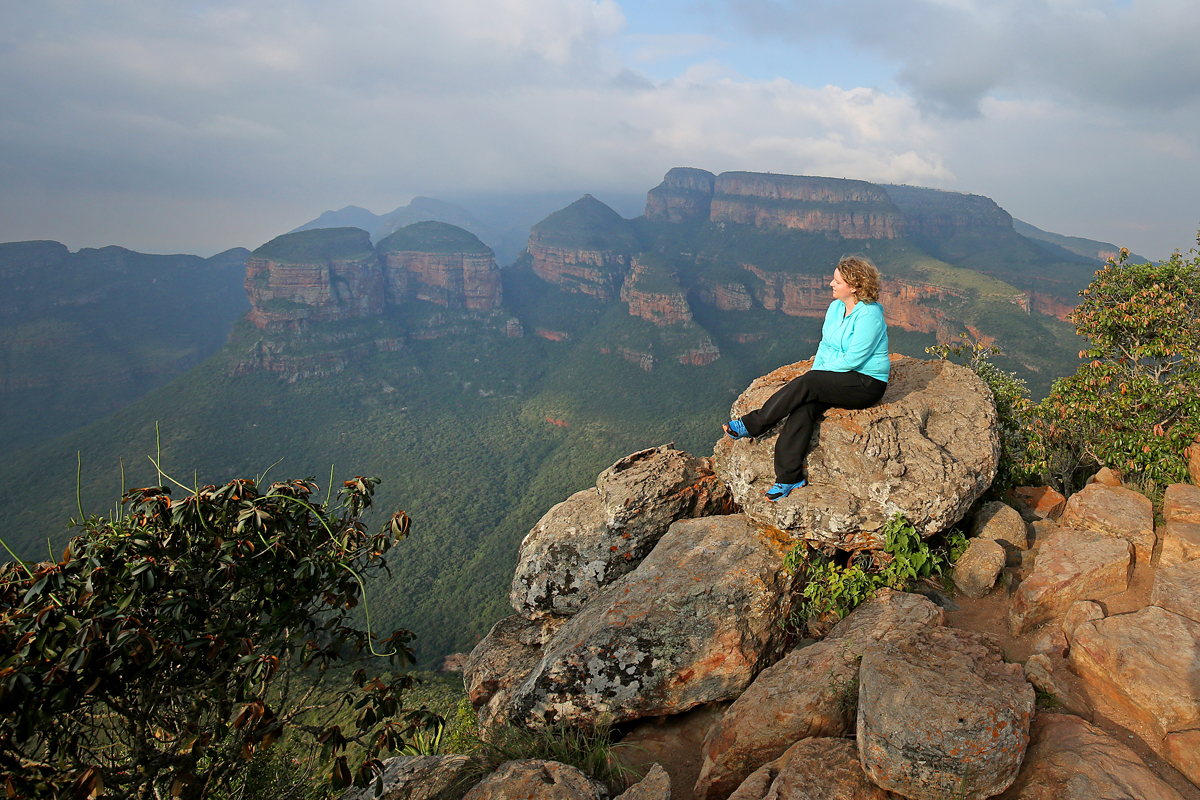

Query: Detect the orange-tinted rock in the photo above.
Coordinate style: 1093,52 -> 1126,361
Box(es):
1159,522 -> 1200,567
1151,560 -> 1200,623
1070,606 -> 1200,741
1009,486 -> 1067,521
1163,729 -> 1200,788
711,172 -> 904,239
1008,528 -> 1133,636
1163,483 -> 1200,524
1087,467 -> 1124,487
994,714 -> 1185,800
1060,483 -> 1155,565
727,738 -> 897,800
1188,435 -> 1200,485
463,760 -> 607,800
529,240 -> 629,301
527,195 -> 637,300
621,256 -> 693,326
378,250 -> 501,310
1027,291 -> 1076,322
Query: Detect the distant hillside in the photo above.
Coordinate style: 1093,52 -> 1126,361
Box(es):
1012,218 -> 1147,264
0,241 -> 249,455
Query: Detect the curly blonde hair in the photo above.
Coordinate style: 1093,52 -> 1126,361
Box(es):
836,256 -> 881,304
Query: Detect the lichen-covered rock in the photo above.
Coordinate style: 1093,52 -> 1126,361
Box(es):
340,754 -> 478,800
510,445 -> 735,619
857,626 -> 1035,800
695,591 -> 942,800
462,760 -> 608,800
461,615 -> 564,730
971,501 -> 1029,550
1070,605 -> 1200,741
506,515 -> 795,728
613,763 -> 671,800
713,357 -> 998,548
727,738 -> 897,800
1060,483 -> 1155,565
1008,529 -> 1133,636
952,538 -> 1006,599
1151,560 -> 1200,623
993,714 -> 1185,800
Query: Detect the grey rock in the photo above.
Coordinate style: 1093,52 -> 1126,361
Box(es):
462,615 -> 564,731
511,445 -> 736,619
507,515 -> 795,728
972,501 -> 1029,550
462,760 -> 608,800
952,538 -> 1006,599
713,357 -> 998,548
857,626 -> 1035,800
341,755 -> 478,800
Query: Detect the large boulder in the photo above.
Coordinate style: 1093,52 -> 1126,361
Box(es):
694,590 -> 943,800
1158,522 -> 1200,567
952,538 -> 1006,599
462,760 -> 608,800
993,714 -> 1185,800
971,501 -> 1029,551
506,515 -> 796,728
511,445 -> 736,619
857,626 -> 1035,800
1060,483 -> 1155,565
1070,605 -> 1200,742
727,738 -> 896,800
713,357 -> 998,548
1007,528 -> 1133,636
1162,483 -> 1200,524
613,763 -> 671,800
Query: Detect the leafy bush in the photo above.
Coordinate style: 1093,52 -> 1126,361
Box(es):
1029,244 -> 1200,491
784,515 -> 964,632
0,471 -> 435,799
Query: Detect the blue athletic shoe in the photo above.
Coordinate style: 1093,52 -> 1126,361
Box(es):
723,419 -> 750,439
765,480 -> 806,502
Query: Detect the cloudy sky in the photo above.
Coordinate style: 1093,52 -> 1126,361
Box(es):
2,0 -> 1197,258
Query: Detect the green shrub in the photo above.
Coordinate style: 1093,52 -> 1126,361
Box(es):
0,470 -> 434,799
1029,243 -> 1200,491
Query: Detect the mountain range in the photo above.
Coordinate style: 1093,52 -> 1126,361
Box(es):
0,168 -> 1134,665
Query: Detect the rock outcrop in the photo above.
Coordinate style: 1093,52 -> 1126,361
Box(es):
506,515 -> 795,728
995,714 -> 1186,800
245,227 -> 384,329
644,167 -> 716,223
714,356 -> 998,546
528,195 -> 638,301
621,255 -> 693,327
727,738 -> 896,800
462,760 -> 608,800
377,221 -> 502,310
341,755 -> 477,800
510,445 -> 735,619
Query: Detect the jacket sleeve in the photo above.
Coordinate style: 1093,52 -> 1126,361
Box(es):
818,309 -> 886,372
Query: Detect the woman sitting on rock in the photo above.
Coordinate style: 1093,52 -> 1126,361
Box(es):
723,256 -> 890,502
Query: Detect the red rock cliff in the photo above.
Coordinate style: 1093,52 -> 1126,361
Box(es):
380,251 -> 502,310
529,236 -> 630,301
620,256 -> 693,327
710,173 -> 904,239
645,167 -> 716,222
245,251 -> 385,330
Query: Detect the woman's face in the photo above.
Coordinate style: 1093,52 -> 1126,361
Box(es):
830,268 -> 857,303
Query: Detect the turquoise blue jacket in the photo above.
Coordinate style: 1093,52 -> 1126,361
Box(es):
812,300 -> 890,382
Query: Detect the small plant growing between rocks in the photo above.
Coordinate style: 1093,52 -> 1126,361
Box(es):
784,515 -> 963,635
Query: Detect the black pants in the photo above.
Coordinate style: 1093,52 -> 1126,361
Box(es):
741,369 -> 887,484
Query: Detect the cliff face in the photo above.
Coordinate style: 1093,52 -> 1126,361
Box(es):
694,278 -> 754,312
528,195 -> 637,301
644,170 -> 904,238
377,221 -> 502,311
882,184 -> 1013,239
740,265 -> 970,341
528,240 -> 629,301
644,167 -> 716,222
1027,292 -> 1075,322
621,256 -> 693,327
